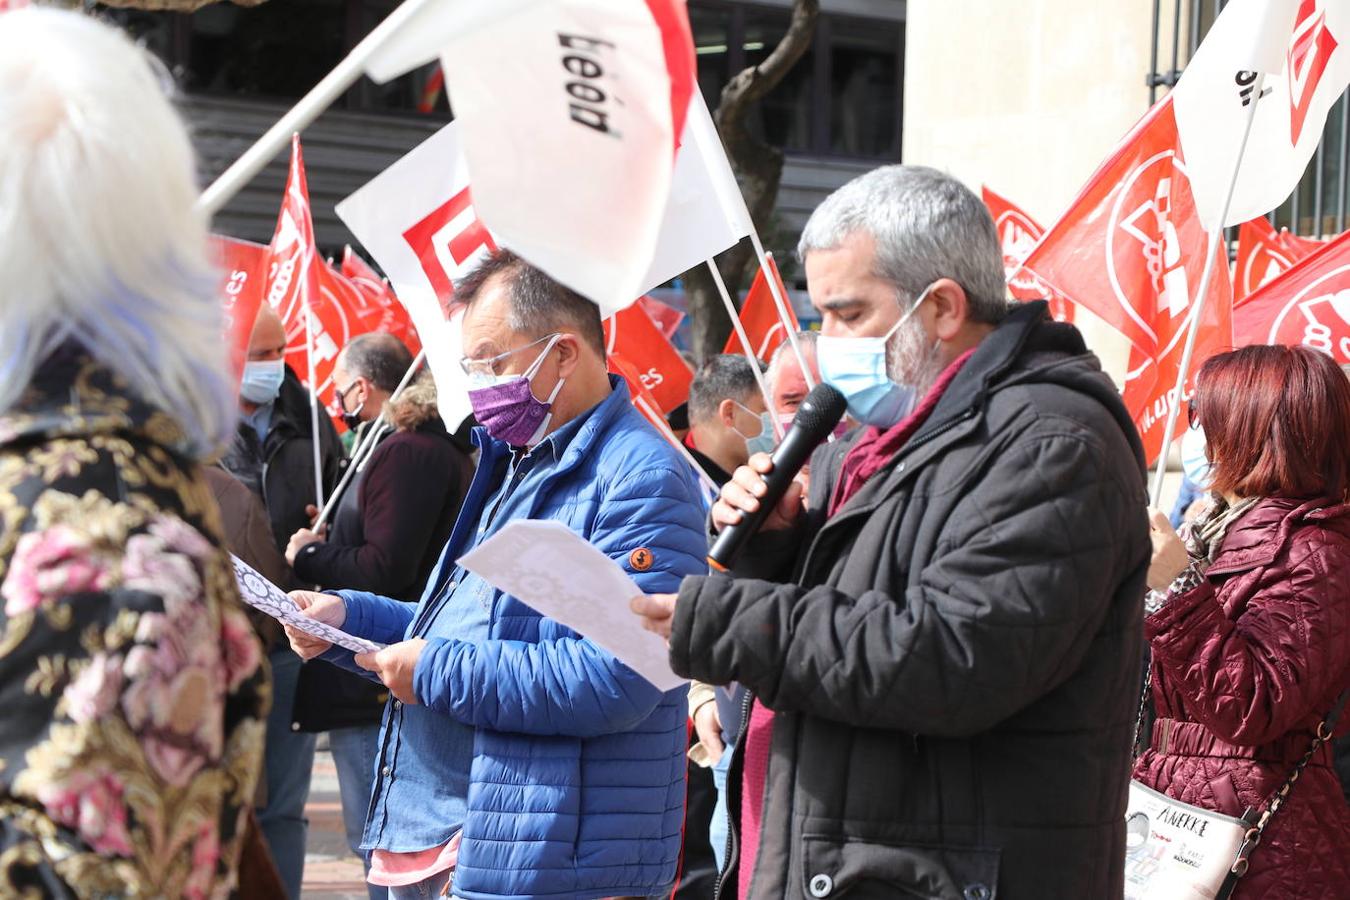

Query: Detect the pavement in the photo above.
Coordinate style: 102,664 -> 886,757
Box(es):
302,747 -> 374,899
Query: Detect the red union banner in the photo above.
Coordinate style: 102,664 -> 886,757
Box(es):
723,255 -> 798,360
212,236 -> 269,382
982,186 -> 1074,323
604,302 -> 693,414
1234,217 -> 1304,301
1021,98 -> 1233,462
1234,227 -> 1350,364
341,247 -> 422,356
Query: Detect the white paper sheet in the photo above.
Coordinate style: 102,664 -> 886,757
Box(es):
457,520 -> 685,692
231,555 -> 384,655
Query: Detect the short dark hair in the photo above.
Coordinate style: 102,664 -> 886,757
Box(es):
688,354 -> 763,424
341,332 -> 413,393
1195,344 -> 1350,501
456,250 -> 606,356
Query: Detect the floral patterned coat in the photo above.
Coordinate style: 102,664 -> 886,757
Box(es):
0,347 -> 268,899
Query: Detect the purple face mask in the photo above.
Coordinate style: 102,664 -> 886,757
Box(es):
467,336 -> 564,447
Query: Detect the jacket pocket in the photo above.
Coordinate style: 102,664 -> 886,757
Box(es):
800,834 -> 1000,900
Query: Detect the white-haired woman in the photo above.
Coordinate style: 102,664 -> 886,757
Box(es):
0,9 -> 267,898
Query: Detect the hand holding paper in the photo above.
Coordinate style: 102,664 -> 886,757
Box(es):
457,520 -> 685,692
231,555 -> 384,655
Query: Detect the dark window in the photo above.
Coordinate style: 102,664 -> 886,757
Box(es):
829,18 -> 902,158
742,8 -> 815,153
178,0 -> 347,99
690,3 -> 734,109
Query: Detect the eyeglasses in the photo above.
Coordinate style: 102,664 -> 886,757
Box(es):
458,333 -> 561,380
1187,400 -> 1202,430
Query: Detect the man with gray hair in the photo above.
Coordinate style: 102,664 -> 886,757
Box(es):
634,165 -> 1149,899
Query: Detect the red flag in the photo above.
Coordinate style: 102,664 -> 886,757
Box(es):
608,353 -> 668,424
604,303 -> 693,414
1021,98 -> 1234,463
341,247 -> 423,357
1278,227 -> 1325,258
982,186 -> 1074,323
1233,228 -> 1350,363
212,236 -> 269,382
417,65 -> 445,114
638,295 -> 685,341
263,137 -> 353,424
1235,217 -> 1307,302
722,256 -> 798,360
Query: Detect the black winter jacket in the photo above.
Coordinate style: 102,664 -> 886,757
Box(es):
670,302 -> 1150,900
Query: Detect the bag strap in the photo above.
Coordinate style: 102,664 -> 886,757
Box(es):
1225,686 -> 1350,882
1130,659 -> 1153,761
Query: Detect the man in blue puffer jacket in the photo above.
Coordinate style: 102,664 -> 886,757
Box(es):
285,252 -> 707,900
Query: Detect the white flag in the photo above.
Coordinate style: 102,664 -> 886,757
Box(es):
429,0 -> 693,317
1173,0 -> 1350,230
335,122 -> 494,432
637,92 -> 754,296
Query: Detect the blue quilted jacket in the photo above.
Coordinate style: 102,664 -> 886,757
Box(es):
321,380 -> 707,899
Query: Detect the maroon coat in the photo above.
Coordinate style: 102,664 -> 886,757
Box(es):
1133,497 -> 1350,900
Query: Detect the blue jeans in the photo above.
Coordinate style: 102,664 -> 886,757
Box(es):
330,723 -> 387,900
258,649 -> 316,899
709,745 -> 733,872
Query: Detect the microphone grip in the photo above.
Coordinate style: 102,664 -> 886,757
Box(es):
706,428 -> 817,571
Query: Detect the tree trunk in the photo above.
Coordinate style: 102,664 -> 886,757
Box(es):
684,0 -> 819,364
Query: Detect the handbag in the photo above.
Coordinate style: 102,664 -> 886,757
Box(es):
1123,661 -> 1348,900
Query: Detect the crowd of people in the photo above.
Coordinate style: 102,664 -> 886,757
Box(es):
1,8 -> 1348,900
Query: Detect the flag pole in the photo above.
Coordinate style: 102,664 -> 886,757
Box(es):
748,233 -> 815,391
195,0 -> 440,218
705,257 -> 784,439
314,349 -> 427,529
1149,74 -> 1265,507
303,294 -> 328,515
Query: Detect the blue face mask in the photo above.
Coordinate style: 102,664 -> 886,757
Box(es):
733,405 -> 778,457
817,284 -> 934,427
240,359 -> 285,405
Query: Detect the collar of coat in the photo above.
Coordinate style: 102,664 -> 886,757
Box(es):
1205,496 -> 1350,576
0,342 -> 193,459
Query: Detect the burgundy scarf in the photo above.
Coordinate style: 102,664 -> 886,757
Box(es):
828,349 -> 975,516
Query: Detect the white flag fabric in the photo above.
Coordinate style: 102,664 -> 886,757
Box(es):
335,121 -> 494,432
637,91 -> 754,296
1173,0 -> 1350,230
430,0 -> 695,317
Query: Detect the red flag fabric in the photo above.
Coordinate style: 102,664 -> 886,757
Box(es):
417,65 -> 445,114
982,186 -> 1075,323
341,246 -> 423,357
1235,217 -> 1307,301
638,295 -> 685,341
722,256 -> 798,360
1233,228 -> 1350,364
604,303 -> 693,414
212,236 -> 269,383
263,137 -> 352,425
1278,227 -> 1325,258
1020,98 -> 1234,463
608,353 -> 668,424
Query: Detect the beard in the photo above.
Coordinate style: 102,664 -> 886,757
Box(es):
884,312 -> 945,397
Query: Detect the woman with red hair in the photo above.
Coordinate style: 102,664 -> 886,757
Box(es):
1140,345 -> 1350,899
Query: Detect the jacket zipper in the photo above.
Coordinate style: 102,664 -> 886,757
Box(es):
712,689 -> 755,900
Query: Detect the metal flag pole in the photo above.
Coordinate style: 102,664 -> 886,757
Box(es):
313,349 -> 427,529
303,294 -> 328,514
705,256 -> 784,439
748,233 -> 815,390
1149,74 -> 1266,507
196,0 -> 441,217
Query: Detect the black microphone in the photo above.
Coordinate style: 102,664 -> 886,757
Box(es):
708,382 -> 847,572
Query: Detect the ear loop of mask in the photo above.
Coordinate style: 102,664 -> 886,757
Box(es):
522,334 -> 565,403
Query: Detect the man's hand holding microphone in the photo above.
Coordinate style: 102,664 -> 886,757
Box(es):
630,383 -> 846,640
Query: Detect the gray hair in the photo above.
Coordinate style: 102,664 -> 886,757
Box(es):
689,354 -> 763,424
340,333 -> 413,393
0,8 -> 236,459
798,165 -> 1009,324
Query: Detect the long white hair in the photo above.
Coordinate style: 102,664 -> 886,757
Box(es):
0,8 -> 235,459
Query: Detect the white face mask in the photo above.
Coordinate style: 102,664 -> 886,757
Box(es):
816,283 -> 935,427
